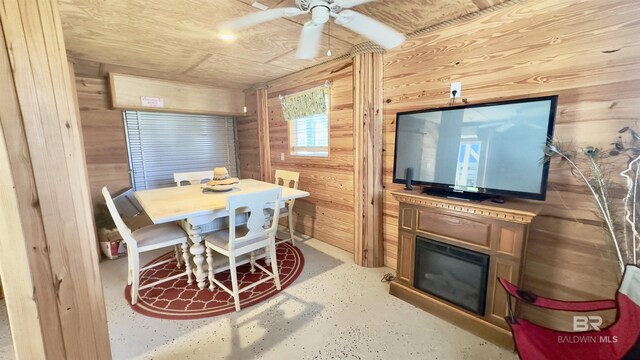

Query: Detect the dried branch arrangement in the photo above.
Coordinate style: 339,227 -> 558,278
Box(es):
544,126 -> 640,274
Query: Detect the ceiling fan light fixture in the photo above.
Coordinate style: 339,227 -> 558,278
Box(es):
310,4 -> 330,25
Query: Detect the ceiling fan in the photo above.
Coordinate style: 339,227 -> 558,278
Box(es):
218,0 -> 405,59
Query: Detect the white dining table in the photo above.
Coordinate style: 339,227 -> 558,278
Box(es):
135,179 -> 310,290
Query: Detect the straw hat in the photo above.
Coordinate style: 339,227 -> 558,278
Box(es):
206,167 -> 239,187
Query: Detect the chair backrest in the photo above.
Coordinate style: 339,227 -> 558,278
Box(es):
101,187 -> 136,248
227,187 -> 282,248
274,169 -> 299,189
274,169 -> 299,207
174,170 -> 214,187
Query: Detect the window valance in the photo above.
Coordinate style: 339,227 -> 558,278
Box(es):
280,82 -> 330,121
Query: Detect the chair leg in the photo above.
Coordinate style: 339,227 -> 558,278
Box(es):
250,251 -> 256,274
206,247 -> 215,291
229,255 -> 241,312
269,243 -> 281,291
264,249 -> 271,266
131,256 -> 140,305
287,211 -> 295,247
127,249 -> 133,285
181,242 -> 193,285
174,245 -> 182,268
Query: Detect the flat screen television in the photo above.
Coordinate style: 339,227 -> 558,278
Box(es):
392,95 -> 558,201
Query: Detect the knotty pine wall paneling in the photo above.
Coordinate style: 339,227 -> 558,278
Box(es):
257,87 -> 272,182
238,89 -> 262,180
0,0 -> 111,356
0,30 -> 49,360
382,0 -> 639,329
265,59 -> 356,253
75,76 -> 132,205
353,53 -> 385,266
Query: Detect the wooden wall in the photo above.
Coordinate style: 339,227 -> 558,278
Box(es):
75,76 -> 132,205
0,0 -> 111,355
353,53 -> 385,266
256,59 -> 357,253
237,90 -> 262,180
382,0 -> 639,328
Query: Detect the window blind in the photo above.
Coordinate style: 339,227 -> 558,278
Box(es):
291,113 -> 329,156
124,111 -> 239,190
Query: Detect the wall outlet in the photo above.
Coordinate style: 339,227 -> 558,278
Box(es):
450,82 -> 462,98
280,152 -> 285,161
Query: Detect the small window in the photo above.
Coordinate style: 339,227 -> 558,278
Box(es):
288,94 -> 329,157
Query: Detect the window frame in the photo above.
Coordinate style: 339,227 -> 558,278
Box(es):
287,91 -> 330,158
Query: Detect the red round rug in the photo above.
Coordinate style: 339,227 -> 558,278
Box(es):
125,242 -> 304,319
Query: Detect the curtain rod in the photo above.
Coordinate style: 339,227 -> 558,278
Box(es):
279,80 -> 332,101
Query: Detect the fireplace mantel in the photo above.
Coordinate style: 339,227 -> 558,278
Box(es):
389,190 -> 542,349
392,191 -> 541,224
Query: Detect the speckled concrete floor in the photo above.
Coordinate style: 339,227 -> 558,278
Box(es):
0,297 -> 11,359
0,232 -> 517,360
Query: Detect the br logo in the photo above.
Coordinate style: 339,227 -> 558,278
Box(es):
573,316 -> 603,331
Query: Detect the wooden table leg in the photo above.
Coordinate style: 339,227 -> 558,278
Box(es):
188,231 -> 207,290
179,220 -> 208,290
180,213 -> 248,290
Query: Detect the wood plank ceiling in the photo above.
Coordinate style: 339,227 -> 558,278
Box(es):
59,0 -> 507,89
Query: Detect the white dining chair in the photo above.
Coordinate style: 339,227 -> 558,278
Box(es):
273,169 -> 300,246
102,187 -> 192,305
204,187 -> 282,312
173,170 -> 214,187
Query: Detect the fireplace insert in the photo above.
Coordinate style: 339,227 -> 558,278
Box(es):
414,236 -> 490,315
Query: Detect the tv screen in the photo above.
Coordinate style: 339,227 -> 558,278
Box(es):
393,96 -> 558,201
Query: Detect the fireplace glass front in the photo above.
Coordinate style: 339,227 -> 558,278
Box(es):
414,236 -> 490,315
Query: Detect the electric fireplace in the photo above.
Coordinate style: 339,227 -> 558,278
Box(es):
389,192 -> 541,348
414,236 -> 490,315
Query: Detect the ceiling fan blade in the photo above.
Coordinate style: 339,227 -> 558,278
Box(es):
297,21 -> 325,59
332,0 -> 376,9
218,7 -> 304,32
335,10 -> 405,49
